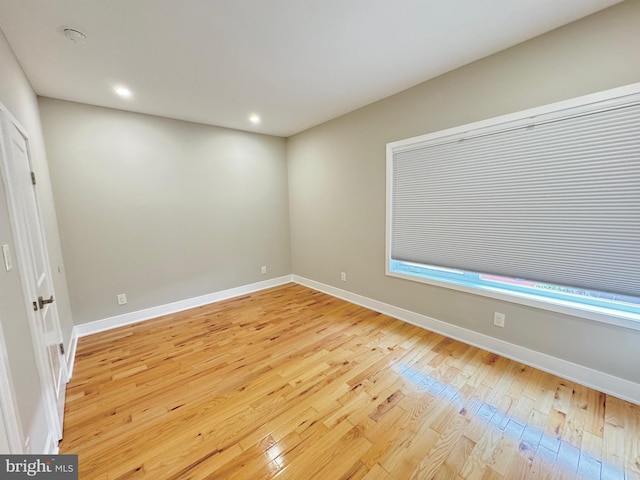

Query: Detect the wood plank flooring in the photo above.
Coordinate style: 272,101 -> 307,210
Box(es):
60,284 -> 640,479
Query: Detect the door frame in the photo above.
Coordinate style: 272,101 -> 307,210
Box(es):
0,103 -> 67,443
0,312 -> 24,453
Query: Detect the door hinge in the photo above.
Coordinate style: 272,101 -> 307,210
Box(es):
59,343 -> 65,355
30,171 -> 36,185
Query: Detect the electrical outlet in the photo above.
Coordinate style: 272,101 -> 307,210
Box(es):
117,293 -> 127,306
261,266 -> 267,275
493,312 -> 505,327
341,272 -> 347,282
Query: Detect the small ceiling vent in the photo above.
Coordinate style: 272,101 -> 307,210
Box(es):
62,27 -> 87,44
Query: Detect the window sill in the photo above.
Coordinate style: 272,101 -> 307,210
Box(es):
387,268 -> 640,332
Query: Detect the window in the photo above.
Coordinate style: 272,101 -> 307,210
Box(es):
386,84 -> 640,329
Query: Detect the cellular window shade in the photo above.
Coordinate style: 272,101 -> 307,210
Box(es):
390,100 -> 640,298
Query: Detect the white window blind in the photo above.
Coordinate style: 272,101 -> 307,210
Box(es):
389,94 -> 640,300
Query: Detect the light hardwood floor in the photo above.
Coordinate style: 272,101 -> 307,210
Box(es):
60,284 -> 640,479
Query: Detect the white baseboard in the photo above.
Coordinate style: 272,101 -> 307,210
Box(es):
73,275 -> 293,339
292,275 -> 640,406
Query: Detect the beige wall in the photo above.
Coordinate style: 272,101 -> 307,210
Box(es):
39,98 -> 291,325
287,2 -> 640,383
0,29 -> 73,451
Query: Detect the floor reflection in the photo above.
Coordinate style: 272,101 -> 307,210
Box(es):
396,363 -> 623,480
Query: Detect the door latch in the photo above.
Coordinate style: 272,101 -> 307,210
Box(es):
38,295 -> 55,309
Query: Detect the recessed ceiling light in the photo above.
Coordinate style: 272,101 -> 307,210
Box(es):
249,114 -> 261,124
114,87 -> 133,99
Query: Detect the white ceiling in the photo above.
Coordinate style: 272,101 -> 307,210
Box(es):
0,0 -> 622,137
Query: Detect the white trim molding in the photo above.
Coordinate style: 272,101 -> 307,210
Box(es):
0,313 -> 25,453
65,329 -> 78,380
45,431 -> 59,455
292,275 -> 640,406
73,275 -> 293,339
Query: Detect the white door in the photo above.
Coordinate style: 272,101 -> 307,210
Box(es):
0,110 -> 67,440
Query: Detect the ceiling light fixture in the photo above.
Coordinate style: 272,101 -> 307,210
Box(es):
249,114 -> 261,124
61,27 -> 87,44
114,86 -> 133,99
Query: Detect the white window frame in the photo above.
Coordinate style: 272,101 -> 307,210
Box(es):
386,82 -> 640,331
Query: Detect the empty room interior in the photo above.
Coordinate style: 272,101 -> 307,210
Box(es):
0,1 -> 639,479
